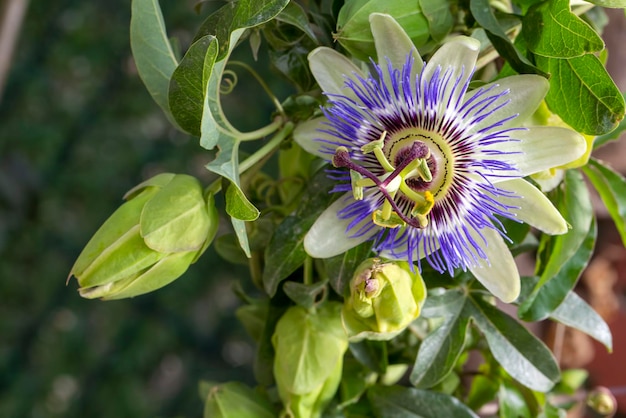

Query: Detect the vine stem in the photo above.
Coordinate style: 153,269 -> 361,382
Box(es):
205,121 -> 294,195
227,60 -> 286,118
303,256 -> 313,286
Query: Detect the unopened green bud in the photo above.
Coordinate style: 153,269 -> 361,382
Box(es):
587,387 -> 617,417
272,302 -> 348,418
335,0 -> 430,60
203,381 -> 275,418
342,258 -> 426,341
69,173 -> 219,300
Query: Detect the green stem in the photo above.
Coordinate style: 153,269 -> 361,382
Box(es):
228,60 -> 285,117
303,256 -> 313,286
205,121 -> 294,195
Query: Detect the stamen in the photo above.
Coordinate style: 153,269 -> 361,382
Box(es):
350,170 -> 364,200
332,146 -> 430,230
361,131 -> 394,172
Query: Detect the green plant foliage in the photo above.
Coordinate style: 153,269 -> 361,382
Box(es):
583,158 -> 626,246
130,0 -> 179,123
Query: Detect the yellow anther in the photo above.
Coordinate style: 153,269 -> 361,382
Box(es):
350,170 -> 364,200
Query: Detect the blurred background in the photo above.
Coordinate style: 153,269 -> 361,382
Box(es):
1,1 -> 625,417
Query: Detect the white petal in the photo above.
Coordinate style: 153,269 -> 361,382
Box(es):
308,47 -> 364,99
293,117 -> 344,159
304,194 -> 380,258
465,75 -> 549,132
496,179 -> 568,235
468,227 -> 520,303
422,36 -> 480,109
495,127 -> 586,179
370,13 -> 422,78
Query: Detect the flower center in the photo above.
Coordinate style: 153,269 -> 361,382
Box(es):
332,129 -> 455,230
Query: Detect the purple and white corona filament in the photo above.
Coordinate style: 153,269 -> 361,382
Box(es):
294,14 -> 586,302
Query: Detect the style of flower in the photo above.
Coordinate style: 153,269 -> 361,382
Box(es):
294,13 -> 586,302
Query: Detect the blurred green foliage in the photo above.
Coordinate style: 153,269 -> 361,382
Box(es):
0,0 -> 278,416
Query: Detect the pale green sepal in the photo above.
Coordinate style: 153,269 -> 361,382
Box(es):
370,13 -> 422,78
78,225 -> 167,288
497,179 -> 568,235
70,188 -> 160,281
466,75 -> 549,132
192,192 -> 220,264
293,117 -> 345,159
495,126 -> 586,180
467,227 -> 520,303
304,193 -> 380,258
124,172 -> 176,200
98,251 -> 197,300
140,174 -> 211,252
308,47 -> 364,98
422,36 -> 480,110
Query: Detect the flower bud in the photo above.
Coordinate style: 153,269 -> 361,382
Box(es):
335,0 -> 431,60
342,258 -> 426,341
528,102 -> 594,191
69,173 -> 219,300
272,302 -> 348,418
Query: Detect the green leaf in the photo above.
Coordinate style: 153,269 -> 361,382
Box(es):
262,215 -> 313,296
583,158 -> 626,246
518,218 -> 596,322
130,0 -> 179,123
418,0 -> 454,42
550,290 -> 613,351
411,290 -> 469,389
498,381 -> 533,418
466,374 -> 499,411
272,303 -> 348,394
519,170 -> 595,321
196,0 -> 289,149
193,0 -> 291,59
323,241 -> 373,296
168,36 -> 217,136
468,294 -> 560,392
275,1 -> 318,42
283,280 -> 328,309
594,94 -> 626,148
469,0 -> 546,76
349,340 -> 388,375
225,182 -> 260,221
368,385 -> 479,418
205,135 -> 256,256
523,0 -> 604,58
537,54 -> 625,135
262,169 -> 336,296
